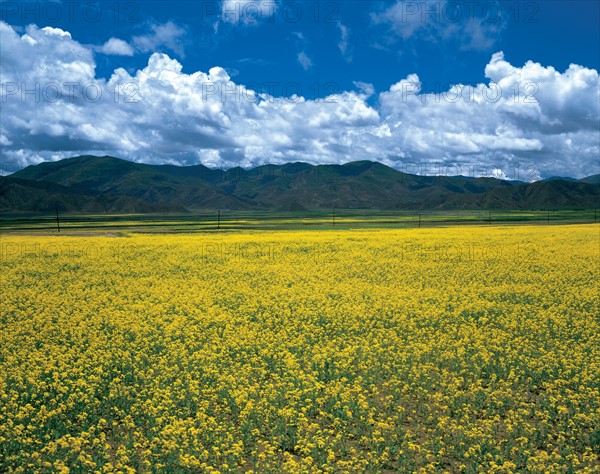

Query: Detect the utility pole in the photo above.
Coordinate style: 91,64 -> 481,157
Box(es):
595,209 -> 597,223
217,209 -> 220,230
332,208 -> 335,227
547,210 -> 550,224
489,210 -> 492,226
418,214 -> 421,228
55,206 -> 60,233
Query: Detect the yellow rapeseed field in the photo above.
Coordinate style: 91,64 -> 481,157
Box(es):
1,225 -> 599,473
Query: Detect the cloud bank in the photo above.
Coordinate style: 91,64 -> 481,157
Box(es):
1,22 -> 598,179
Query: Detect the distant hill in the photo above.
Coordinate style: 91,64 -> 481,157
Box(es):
3,155 -> 599,213
11,155 -> 258,210
544,176 -> 578,182
579,174 -> 600,184
0,176 -> 186,213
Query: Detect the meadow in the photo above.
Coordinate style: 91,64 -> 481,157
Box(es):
0,209 -> 597,234
0,224 -> 599,473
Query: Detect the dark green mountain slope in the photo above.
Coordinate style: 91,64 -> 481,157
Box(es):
13,155 -> 260,211
0,176 -> 186,213
5,155 -> 599,213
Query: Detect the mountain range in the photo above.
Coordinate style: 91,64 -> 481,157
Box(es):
1,155 -> 598,213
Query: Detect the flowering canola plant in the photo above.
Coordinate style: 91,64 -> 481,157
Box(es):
0,225 -> 598,473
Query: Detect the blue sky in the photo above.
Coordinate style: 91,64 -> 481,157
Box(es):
1,1 -> 599,178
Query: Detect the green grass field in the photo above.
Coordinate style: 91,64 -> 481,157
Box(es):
1,209 -> 598,234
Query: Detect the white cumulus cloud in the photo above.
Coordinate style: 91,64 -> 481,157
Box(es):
132,21 -> 186,57
98,38 -> 134,56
